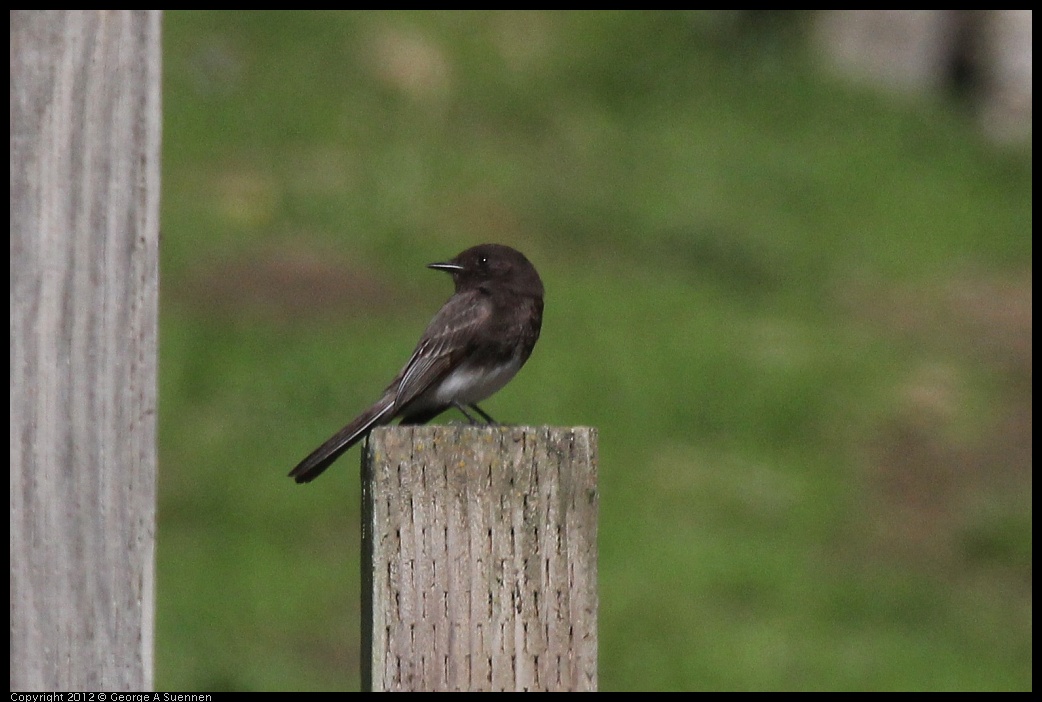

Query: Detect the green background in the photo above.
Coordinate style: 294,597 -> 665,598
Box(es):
159,11 -> 1031,691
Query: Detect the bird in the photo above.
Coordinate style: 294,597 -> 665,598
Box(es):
289,243 -> 544,484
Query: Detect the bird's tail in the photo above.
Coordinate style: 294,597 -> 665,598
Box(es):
288,396 -> 395,483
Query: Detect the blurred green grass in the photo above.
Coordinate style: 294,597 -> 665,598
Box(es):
159,11 -> 1031,691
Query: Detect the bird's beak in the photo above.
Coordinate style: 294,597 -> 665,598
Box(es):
427,261 -> 464,273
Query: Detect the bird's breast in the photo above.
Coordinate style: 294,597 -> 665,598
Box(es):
430,352 -> 525,406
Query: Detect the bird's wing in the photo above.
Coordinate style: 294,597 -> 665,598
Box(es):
392,290 -> 491,410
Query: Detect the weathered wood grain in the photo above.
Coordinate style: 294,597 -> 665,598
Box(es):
362,426 -> 598,691
10,10 -> 162,692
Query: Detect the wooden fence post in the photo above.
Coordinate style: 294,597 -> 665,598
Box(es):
362,426 -> 598,691
10,10 -> 162,691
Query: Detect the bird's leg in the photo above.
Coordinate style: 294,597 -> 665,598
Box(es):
451,403 -> 497,424
468,403 -> 497,424
452,403 -> 481,424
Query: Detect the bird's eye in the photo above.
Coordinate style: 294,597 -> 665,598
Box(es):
480,256 -> 488,267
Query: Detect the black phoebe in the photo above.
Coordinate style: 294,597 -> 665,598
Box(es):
289,243 -> 544,483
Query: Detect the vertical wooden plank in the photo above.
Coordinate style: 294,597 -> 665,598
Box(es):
10,10 -> 161,692
362,426 -> 598,691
